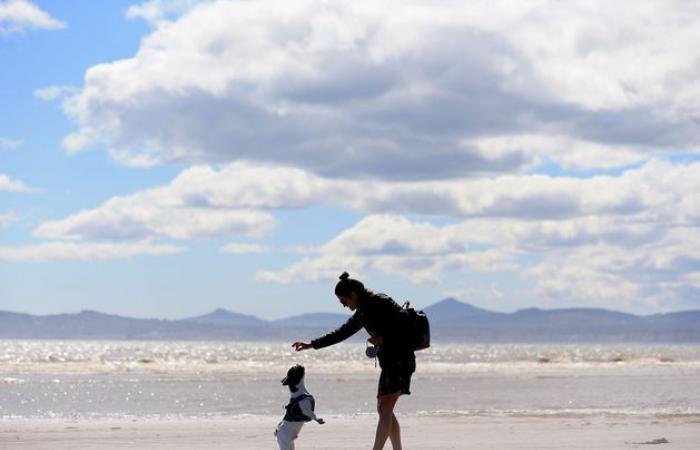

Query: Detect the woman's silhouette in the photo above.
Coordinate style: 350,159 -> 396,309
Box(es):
293,272 -> 416,450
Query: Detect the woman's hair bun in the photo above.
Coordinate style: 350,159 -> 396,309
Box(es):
335,271 -> 364,296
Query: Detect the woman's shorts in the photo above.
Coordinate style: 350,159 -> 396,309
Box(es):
377,356 -> 416,397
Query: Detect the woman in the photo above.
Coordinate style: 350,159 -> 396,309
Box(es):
292,272 -> 415,450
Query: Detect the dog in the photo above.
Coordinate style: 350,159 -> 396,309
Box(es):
274,364 -> 325,450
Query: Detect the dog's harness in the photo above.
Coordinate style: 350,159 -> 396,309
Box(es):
283,394 -> 315,422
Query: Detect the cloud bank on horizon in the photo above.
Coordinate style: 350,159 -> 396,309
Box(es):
4,0 -> 700,312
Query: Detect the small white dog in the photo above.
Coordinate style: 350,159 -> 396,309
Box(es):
275,364 -> 325,450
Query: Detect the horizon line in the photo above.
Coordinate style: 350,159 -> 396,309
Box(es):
2,298 -> 699,322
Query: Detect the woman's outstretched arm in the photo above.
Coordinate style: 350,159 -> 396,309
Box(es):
293,314 -> 362,352
308,314 -> 362,349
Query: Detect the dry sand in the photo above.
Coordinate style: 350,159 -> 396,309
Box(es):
1,415 -> 698,449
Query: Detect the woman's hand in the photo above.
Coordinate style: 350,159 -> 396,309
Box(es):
292,341 -> 313,351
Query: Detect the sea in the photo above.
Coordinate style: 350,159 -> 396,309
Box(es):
1,340 -> 699,421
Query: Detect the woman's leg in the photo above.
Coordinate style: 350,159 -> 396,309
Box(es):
389,413 -> 401,449
373,391 -> 401,450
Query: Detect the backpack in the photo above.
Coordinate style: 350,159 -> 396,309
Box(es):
401,302 -> 431,351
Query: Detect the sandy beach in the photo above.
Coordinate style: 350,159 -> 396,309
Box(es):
1,415 -> 698,449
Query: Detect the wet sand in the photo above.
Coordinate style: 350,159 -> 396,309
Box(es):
1,414 -> 698,449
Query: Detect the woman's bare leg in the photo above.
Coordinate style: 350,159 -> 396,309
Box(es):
373,391 -> 401,450
389,413 -> 402,449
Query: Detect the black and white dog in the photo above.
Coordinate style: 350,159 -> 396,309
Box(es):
275,364 -> 324,450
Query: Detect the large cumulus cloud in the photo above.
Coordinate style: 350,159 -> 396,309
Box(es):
62,0 -> 700,179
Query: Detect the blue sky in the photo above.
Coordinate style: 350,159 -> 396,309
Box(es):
2,0 -> 699,319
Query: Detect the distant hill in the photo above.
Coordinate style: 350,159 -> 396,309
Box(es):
424,297 -> 504,322
424,299 -> 700,342
1,299 -> 699,342
0,309 -> 272,340
182,308 -> 266,327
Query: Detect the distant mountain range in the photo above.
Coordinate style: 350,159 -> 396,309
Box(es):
1,298 -> 699,342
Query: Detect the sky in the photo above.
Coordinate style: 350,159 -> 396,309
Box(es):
1,0 -> 700,320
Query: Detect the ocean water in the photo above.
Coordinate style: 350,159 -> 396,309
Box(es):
1,340 -> 699,421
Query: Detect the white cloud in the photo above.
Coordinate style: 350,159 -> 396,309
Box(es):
107,147 -> 161,167
0,211 -> 18,229
257,209 -> 700,310
45,159 -> 694,220
34,194 -> 274,241
0,137 -> 22,150
0,0 -> 66,34
257,212 -> 654,285
479,2 -> 700,111
0,240 -> 185,262
256,255 -> 367,285
126,0 -> 205,25
525,227 -> 700,310
0,173 -> 34,192
220,242 -> 270,254
33,85 -> 77,101
257,214 -> 519,284
61,128 -> 98,155
62,1 -> 700,178
467,134 -> 649,170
